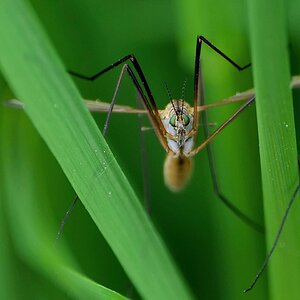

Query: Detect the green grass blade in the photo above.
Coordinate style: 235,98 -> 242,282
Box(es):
0,207 -> 15,300
248,0 -> 300,298
0,75 -> 16,300
1,107 -> 128,300
0,1 -> 194,299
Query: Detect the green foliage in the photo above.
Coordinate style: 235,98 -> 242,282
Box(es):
248,0 -> 300,299
0,0 -> 193,299
0,0 -> 299,300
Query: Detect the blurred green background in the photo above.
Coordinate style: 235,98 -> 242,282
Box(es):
1,0 -> 299,299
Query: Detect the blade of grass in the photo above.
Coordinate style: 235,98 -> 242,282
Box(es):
1,82 -> 128,300
0,0 -> 194,299
0,204 -> 15,299
0,74 -> 17,299
0,112 -> 130,300
248,0 -> 300,298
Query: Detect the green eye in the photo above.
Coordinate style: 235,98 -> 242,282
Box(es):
182,114 -> 190,126
169,115 -> 176,127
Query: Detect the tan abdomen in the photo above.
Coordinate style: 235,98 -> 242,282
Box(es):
163,154 -> 193,192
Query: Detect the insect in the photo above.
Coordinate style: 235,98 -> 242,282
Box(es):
66,37 -> 266,245
69,36 -> 252,191
6,36 -> 300,293
66,35 -> 300,293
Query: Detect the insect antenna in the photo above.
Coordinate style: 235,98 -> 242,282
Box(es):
181,78 -> 187,113
164,82 -> 179,117
164,81 -> 173,102
181,78 -> 187,100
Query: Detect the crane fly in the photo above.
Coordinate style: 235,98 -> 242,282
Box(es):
6,35 -> 260,227
68,36 -> 254,194
66,34 -> 300,294
6,36 -> 300,293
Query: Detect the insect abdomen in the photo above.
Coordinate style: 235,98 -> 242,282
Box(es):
163,154 -> 193,192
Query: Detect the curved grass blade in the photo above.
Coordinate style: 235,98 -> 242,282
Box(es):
0,0 -> 194,299
248,0 -> 300,297
1,107 -> 129,300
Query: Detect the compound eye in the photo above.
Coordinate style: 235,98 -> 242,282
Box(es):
169,114 -> 176,127
182,114 -> 190,126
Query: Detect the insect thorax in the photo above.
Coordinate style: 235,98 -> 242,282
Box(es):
160,99 -> 194,156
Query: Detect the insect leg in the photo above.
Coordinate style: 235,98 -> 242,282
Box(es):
190,96 -> 264,232
191,36 -> 263,232
244,181 -> 300,292
55,195 -> 79,242
102,64 -> 157,212
68,54 -> 167,139
202,100 -> 263,233
192,35 -> 251,132
101,64 -> 155,213
198,36 -> 251,71
100,63 -> 169,151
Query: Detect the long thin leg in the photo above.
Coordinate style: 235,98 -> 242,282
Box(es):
55,195 -> 79,242
68,54 -> 167,140
101,64 -> 169,151
104,64 -> 154,211
190,97 -> 261,233
201,101 -> 263,232
193,35 -> 251,132
244,182 -> 300,292
198,36 -> 251,71
197,59 -> 263,232
190,96 -> 256,156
